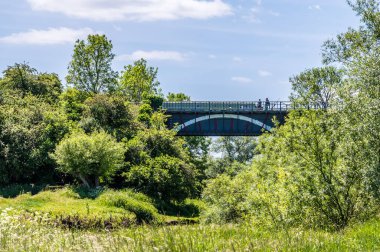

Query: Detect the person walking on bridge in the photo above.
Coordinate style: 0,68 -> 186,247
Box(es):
265,98 -> 270,111
257,99 -> 262,110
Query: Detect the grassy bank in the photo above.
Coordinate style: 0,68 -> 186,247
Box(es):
0,206 -> 379,251
0,189 -> 379,251
0,187 -> 201,228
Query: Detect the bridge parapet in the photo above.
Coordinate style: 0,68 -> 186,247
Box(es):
162,101 -> 322,113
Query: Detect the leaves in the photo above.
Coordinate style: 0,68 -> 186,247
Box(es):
66,34 -> 118,94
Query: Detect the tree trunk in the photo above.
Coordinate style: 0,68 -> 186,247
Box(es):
78,174 -> 90,188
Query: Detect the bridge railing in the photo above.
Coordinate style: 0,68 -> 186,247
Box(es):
162,101 -> 324,112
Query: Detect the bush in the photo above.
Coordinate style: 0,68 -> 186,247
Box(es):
124,155 -> 198,201
98,190 -> 159,223
202,173 -> 255,224
0,184 -> 46,198
52,131 -> 125,188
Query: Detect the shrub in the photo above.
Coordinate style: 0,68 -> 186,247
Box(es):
98,190 -> 159,223
0,184 -> 46,198
124,155 -> 198,201
52,131 -> 124,188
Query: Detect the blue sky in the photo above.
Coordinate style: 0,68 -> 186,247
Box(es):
0,0 -> 360,101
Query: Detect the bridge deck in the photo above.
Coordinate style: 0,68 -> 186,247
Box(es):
162,101 -> 321,113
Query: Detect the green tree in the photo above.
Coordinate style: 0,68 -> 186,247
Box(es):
289,66 -> 343,109
322,0 -> 380,197
52,131 -> 124,188
0,95 -> 70,185
322,0 -> 379,64
1,63 -> 62,102
59,88 -> 89,121
202,0 -> 380,229
118,59 -> 161,102
212,136 -> 257,164
125,155 -> 197,201
184,136 -> 211,179
66,34 -> 118,93
80,94 -> 137,141
166,92 -> 190,102
122,124 -> 199,200
165,91 -> 211,182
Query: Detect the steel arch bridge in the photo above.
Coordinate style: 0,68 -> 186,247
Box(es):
162,101 -> 299,136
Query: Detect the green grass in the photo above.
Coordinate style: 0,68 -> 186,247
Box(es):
0,206 -> 379,251
1,189 -> 379,251
0,187 -> 199,228
0,188 -> 159,228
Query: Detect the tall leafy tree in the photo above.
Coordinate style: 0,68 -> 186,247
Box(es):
322,0 -> 380,64
66,34 -> 118,93
1,63 -> 62,102
80,94 -> 137,141
289,66 -> 343,109
202,0 -> 380,229
118,59 -> 161,102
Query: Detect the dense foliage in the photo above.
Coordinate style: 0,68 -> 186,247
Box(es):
52,131 -> 125,188
202,0 -> 380,229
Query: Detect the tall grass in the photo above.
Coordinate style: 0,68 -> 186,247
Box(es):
0,208 -> 379,251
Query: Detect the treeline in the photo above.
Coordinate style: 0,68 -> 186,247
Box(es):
0,34 -> 254,203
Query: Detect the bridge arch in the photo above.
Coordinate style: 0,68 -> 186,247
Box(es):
175,114 -> 272,132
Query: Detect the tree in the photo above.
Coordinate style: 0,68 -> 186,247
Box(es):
322,0 -> 380,64
0,65 -> 68,185
0,95 -> 70,185
1,63 -> 62,102
124,155 -> 197,201
80,94 -> 137,141
212,136 -> 257,164
322,0 -> 380,197
52,131 -> 124,188
202,0 -> 380,229
66,34 -> 118,93
205,136 -> 256,178
166,92 -> 190,102
59,88 -> 89,121
289,66 -> 343,109
122,123 -> 200,200
118,59 -> 161,102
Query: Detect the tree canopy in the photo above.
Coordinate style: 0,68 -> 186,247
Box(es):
66,34 -> 118,94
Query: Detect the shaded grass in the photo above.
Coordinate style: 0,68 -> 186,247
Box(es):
0,183 -> 46,198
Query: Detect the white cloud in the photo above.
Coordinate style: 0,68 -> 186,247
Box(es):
231,76 -> 252,83
233,56 -> 243,62
268,10 -> 280,17
117,50 -> 186,61
243,7 -> 261,23
258,70 -> 272,77
27,0 -> 232,22
308,5 -> 321,10
0,27 -> 94,45
208,54 -> 217,59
